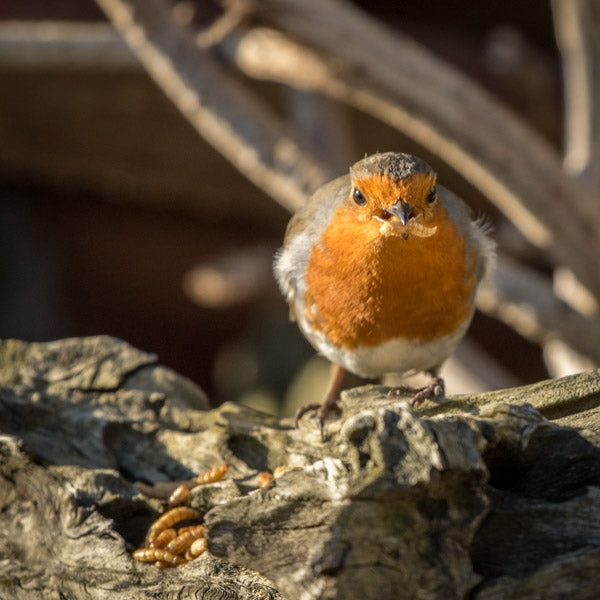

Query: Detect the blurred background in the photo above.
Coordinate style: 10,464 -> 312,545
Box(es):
0,1 -> 596,415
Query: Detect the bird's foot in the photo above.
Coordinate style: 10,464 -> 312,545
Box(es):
294,397 -> 342,441
387,376 -> 445,407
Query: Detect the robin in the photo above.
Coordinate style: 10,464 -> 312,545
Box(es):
274,152 -> 495,436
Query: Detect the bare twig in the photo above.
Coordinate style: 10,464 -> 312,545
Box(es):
195,0 -> 251,48
552,0 -> 600,186
286,89 -> 356,175
94,0 -> 331,212
0,20 -> 134,68
477,255 -> 600,364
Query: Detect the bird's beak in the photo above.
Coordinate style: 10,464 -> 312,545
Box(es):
387,200 -> 413,225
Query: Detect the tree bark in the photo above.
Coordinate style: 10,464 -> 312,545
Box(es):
1,336 -> 599,599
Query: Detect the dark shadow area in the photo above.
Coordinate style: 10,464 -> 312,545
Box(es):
471,425 -> 600,581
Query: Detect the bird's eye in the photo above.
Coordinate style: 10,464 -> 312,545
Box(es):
426,187 -> 437,204
353,188 -> 367,206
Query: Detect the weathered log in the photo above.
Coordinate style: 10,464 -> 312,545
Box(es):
1,336 -> 599,599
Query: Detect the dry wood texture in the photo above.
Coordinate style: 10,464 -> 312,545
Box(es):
1,336 -> 599,599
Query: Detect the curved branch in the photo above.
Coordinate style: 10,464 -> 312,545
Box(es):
552,0 -> 600,185
94,0 -> 331,213
477,255 -> 600,364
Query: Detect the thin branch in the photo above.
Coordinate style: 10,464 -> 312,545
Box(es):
0,20 -> 135,68
94,0 -> 331,213
195,0 -> 251,48
552,0 -> 600,186
477,255 -> 600,365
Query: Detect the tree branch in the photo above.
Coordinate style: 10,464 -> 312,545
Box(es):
477,256 -> 600,365
552,0 -> 600,186
94,0 -> 331,213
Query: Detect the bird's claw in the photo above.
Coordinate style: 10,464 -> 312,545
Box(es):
387,376 -> 445,406
294,398 -> 342,441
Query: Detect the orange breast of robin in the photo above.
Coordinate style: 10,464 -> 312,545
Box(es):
303,202 -> 476,349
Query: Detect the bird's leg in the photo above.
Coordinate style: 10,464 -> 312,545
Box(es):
387,369 -> 445,407
294,363 -> 346,438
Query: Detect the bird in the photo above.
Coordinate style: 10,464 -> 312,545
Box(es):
274,152 -> 495,436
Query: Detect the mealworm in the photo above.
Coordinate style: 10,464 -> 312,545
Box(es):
165,525 -> 205,555
155,560 -> 171,568
190,537 -> 206,556
378,217 -> 437,238
132,548 -> 185,566
150,527 -> 177,549
256,471 -> 274,488
408,221 -> 438,238
167,483 -> 190,508
273,465 -> 291,478
177,524 -> 205,537
186,537 -> 206,560
146,506 -> 202,544
195,463 -> 228,485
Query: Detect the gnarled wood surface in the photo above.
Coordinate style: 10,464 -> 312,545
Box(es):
1,336 -> 599,599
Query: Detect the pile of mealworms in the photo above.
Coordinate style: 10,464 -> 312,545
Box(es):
132,463 -> 295,568
132,463 -> 228,568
